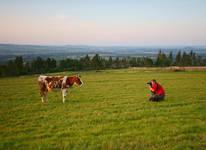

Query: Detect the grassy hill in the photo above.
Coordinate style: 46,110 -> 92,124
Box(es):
0,68 -> 206,149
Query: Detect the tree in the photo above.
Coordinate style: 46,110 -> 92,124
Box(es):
190,50 -> 197,66
106,56 -> 113,68
114,57 -> 121,68
175,51 -> 182,66
156,50 -> 170,67
129,57 -> 137,67
168,51 -> 173,66
45,58 -> 57,72
142,57 -> 153,67
121,57 -> 129,68
92,54 -> 103,70
0,65 -> 7,77
24,62 -> 31,74
15,56 -> 24,75
7,60 -> 18,76
182,51 -> 191,66
81,55 -> 91,70
31,57 -> 46,73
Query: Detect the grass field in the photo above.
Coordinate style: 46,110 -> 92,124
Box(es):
0,68 -> 206,150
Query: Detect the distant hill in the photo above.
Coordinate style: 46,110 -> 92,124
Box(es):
0,43 -> 206,64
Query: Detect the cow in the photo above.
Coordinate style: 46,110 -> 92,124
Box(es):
38,75 -> 83,103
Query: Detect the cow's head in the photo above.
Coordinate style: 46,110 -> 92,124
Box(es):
73,74 -> 83,86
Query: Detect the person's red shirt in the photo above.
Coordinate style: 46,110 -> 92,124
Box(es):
151,82 -> 165,96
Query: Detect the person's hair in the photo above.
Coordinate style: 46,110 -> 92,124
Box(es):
152,79 -> 156,83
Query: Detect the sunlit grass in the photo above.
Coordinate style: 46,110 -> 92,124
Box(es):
0,68 -> 206,149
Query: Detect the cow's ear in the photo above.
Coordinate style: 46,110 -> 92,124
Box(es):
77,74 -> 81,78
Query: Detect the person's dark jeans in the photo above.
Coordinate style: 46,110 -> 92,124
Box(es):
149,94 -> 165,102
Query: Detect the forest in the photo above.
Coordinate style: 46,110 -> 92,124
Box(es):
0,50 -> 206,77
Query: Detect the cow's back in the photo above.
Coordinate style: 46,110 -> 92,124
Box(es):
38,75 -> 65,91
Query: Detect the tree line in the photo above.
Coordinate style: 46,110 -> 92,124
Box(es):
0,50 -> 206,77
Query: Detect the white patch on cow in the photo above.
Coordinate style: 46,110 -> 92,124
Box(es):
38,75 -> 47,82
62,88 -> 68,103
62,76 -> 67,84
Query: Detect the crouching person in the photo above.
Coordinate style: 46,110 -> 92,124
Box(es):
147,79 -> 165,102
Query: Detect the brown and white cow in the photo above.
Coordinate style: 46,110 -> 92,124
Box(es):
38,75 -> 83,103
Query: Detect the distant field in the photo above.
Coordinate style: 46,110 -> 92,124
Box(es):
0,68 -> 206,150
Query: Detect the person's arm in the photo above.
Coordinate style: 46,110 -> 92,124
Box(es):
150,83 -> 157,93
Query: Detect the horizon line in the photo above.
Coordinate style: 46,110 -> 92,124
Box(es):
0,42 -> 206,48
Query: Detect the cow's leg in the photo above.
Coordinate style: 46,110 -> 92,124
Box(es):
41,92 -> 47,103
44,92 -> 48,102
40,91 -> 44,102
39,82 -> 48,103
62,88 -> 68,103
39,82 -> 45,103
41,96 -> 45,103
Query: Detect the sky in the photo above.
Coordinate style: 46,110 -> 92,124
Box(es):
0,0 -> 206,46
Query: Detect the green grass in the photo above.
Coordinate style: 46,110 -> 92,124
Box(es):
0,68 -> 206,150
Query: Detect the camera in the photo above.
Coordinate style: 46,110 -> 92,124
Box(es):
147,82 -> 152,87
